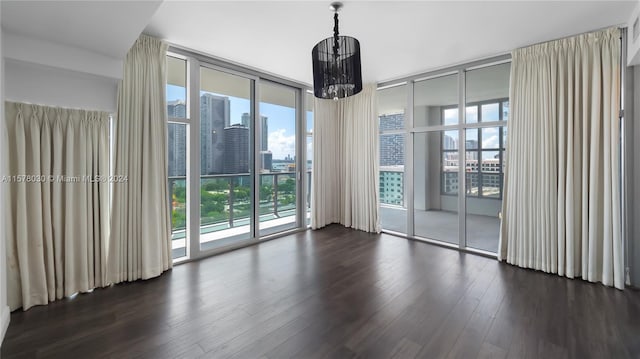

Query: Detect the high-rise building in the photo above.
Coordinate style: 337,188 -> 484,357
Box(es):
379,114 -> 405,166
261,116 -> 268,151
260,151 -> 273,172
241,112 -> 269,151
201,93 -> 230,174
379,166 -> 404,206
223,124 -> 250,174
443,134 -> 457,150
168,124 -> 187,177
241,112 -> 250,127
167,100 -> 186,118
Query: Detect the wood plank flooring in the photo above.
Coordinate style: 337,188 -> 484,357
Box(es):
2,225 -> 640,358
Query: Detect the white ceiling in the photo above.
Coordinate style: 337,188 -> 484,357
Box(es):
0,1 -> 635,86
1,0 -> 163,59
145,1 -> 635,86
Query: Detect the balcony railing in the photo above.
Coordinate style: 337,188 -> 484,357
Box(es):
168,171 -> 312,238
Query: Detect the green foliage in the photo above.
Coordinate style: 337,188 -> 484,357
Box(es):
260,184 -> 273,201
172,208 -> 186,230
202,180 -> 228,192
201,189 -> 226,213
233,186 -> 250,201
279,178 -> 295,194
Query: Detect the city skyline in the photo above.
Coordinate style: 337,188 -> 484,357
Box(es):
167,84 -> 305,161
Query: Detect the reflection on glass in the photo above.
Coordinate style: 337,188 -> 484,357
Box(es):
503,126 -> 508,149
503,101 -> 509,121
465,62 -> 510,253
414,74 -> 458,127
443,108 -> 458,126
466,128 -> 479,150
466,106 -> 478,123
199,67 -> 252,250
481,103 -> 499,122
378,85 -> 407,130
378,84 -> 407,233
259,82 -> 297,236
482,127 -> 500,149
465,173 -> 479,196
306,136 -> 312,224
380,134 -> 405,207
414,131 -> 458,245
306,92 -> 313,225
168,122 -> 187,259
167,56 -> 187,119
481,174 -> 501,198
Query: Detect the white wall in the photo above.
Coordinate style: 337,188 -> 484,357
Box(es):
0,28 -> 122,346
0,5 -> 11,345
3,31 -> 120,112
5,59 -> 118,112
627,1 -> 640,66
3,31 -> 123,80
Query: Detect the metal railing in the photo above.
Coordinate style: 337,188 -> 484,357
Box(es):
168,171 -> 312,234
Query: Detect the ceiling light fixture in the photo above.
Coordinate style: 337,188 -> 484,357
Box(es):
312,2 -> 363,101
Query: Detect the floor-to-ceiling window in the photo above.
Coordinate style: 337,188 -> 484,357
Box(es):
377,57 -> 510,254
378,84 -> 407,233
258,81 -> 298,236
167,54 -> 189,260
305,91 -> 313,225
464,63 -> 510,252
166,51 -> 310,261
198,66 -> 253,250
413,73 -> 460,245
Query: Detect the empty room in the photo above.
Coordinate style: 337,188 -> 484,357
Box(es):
1,1 -> 640,358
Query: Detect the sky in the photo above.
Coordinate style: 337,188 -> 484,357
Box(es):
442,104 -> 505,150
167,84 -> 313,161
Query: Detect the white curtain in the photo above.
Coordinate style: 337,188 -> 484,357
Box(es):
109,35 -> 172,283
499,27 -> 623,289
312,84 -> 381,233
4,102 -> 110,311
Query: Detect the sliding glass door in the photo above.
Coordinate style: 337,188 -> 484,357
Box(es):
464,63 -> 510,253
413,73 -> 460,245
258,81 -> 298,236
378,84 -> 407,234
199,66 -> 253,251
377,57 -> 510,255
167,55 -> 189,260
166,52 -> 309,261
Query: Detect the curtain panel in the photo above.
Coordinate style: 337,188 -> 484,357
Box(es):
499,27 -> 623,289
312,84 -> 381,233
4,102 -> 110,311
108,34 -> 172,283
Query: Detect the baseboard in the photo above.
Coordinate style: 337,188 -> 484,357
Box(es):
0,305 -> 9,347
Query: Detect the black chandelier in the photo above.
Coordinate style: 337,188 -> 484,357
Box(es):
311,2 -> 362,100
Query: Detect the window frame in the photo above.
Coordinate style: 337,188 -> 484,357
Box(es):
440,98 -> 508,199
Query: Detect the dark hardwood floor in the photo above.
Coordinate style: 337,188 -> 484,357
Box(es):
2,225 -> 640,358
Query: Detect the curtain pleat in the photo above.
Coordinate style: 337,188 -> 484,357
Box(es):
5,102 -> 110,311
499,27 -> 623,289
108,34 -> 172,283
311,84 -> 381,233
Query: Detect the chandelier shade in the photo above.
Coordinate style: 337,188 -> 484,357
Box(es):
311,3 -> 363,100
312,36 -> 362,99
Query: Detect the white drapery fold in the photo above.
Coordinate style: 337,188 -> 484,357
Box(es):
311,84 -> 381,233
4,102 -> 110,311
499,27 -> 623,289
108,34 -> 172,283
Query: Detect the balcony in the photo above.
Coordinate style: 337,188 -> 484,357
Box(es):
168,171 -> 312,258
379,170 -> 500,253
